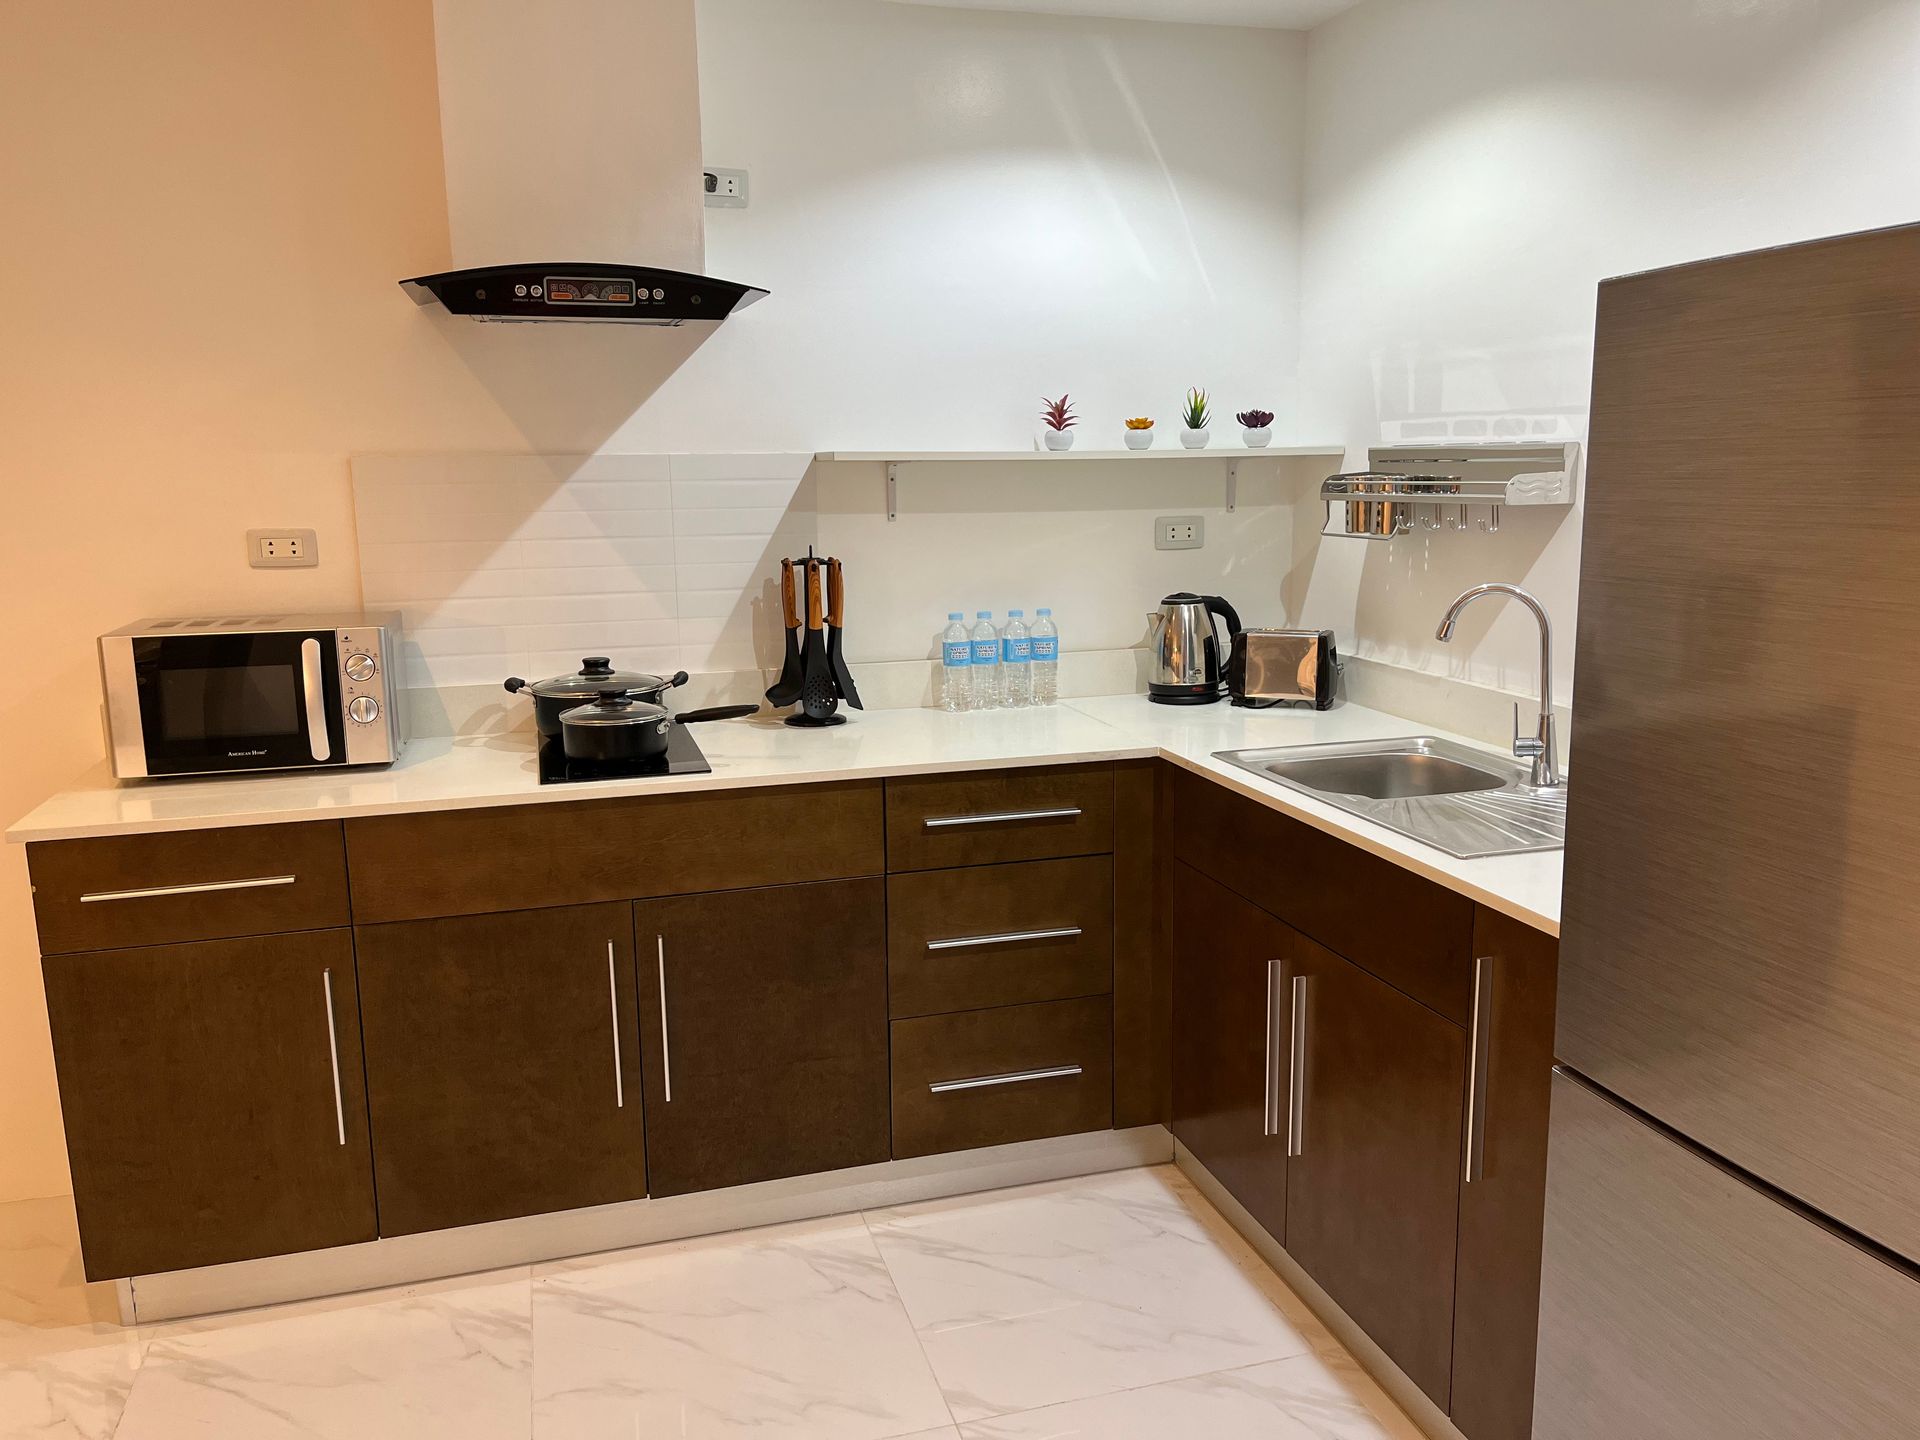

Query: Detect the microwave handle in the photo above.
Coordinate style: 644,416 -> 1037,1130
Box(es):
300,638 -> 332,763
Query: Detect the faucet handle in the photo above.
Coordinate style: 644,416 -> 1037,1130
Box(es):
1512,702 -> 1545,759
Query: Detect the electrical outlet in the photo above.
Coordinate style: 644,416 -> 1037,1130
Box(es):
1156,515 -> 1204,551
247,528 -> 318,568
703,167 -> 748,209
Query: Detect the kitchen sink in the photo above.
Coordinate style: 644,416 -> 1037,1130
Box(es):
1215,736 -> 1567,859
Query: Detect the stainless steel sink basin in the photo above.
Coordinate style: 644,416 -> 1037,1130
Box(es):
1215,736 -> 1567,859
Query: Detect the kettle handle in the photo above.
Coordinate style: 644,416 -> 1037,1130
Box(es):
1202,595 -> 1241,691
1204,594 -> 1241,640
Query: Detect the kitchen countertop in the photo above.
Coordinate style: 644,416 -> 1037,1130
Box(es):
6,695 -> 1562,935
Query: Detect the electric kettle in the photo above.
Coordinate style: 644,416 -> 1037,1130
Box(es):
1146,592 -> 1242,704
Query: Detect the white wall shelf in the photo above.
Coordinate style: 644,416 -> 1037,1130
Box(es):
813,446 -> 1346,520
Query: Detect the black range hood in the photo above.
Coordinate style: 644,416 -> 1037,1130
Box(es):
400,263 -> 768,325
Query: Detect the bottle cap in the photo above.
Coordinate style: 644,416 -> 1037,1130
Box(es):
977,611 -> 992,619
948,612 -> 963,621
1037,608 -> 1052,616
1009,609 -> 1024,617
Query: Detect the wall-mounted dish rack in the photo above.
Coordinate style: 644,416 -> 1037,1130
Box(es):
1322,442 -> 1580,541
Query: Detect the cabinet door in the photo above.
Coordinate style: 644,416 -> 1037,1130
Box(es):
1171,863 -> 1290,1245
1286,939 -> 1467,1410
356,903 -> 645,1235
1451,908 -> 1559,1440
42,929 -> 376,1280
636,879 -> 889,1197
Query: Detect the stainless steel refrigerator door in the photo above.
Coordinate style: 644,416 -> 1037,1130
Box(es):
1535,1072 -> 1920,1440
1559,222 -> 1920,1261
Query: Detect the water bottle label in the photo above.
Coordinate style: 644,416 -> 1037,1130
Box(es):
972,639 -> 998,665
1031,637 -> 1058,662
1001,637 -> 1031,664
943,641 -> 971,667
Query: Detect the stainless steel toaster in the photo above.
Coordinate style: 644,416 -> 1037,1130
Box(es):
1227,629 -> 1340,710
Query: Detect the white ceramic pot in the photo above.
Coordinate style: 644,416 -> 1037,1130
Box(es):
1043,429 -> 1076,451
1124,430 -> 1154,450
1241,426 -> 1272,448
1180,427 -> 1211,449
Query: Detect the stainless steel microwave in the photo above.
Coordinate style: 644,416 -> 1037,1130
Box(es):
99,612 -> 405,779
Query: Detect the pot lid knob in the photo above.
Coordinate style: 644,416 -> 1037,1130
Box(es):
582,657 -> 614,675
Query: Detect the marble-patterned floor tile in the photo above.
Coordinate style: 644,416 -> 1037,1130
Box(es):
531,1214 -> 952,1439
113,1269 -> 531,1439
0,1194 -> 146,1440
865,1168 -> 1312,1422
956,1351 -> 1424,1439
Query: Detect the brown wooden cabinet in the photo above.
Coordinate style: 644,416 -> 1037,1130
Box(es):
1171,863 -> 1291,1246
42,929 -> 376,1281
355,903 -> 646,1236
1284,937 -> 1467,1410
635,880 -> 890,1196
1450,907 -> 1560,1440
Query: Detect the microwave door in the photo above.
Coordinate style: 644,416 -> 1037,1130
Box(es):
131,631 -> 345,775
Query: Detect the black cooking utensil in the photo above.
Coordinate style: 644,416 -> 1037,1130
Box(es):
825,557 -> 863,711
789,557 -> 845,727
765,558 -> 805,707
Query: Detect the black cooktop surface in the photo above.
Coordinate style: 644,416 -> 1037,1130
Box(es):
536,723 -> 713,785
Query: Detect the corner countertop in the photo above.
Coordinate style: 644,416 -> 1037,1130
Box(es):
6,695 -> 1562,936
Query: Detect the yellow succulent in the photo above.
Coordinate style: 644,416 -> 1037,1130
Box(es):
1125,417 -> 1155,431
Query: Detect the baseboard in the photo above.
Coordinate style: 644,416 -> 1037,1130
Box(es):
126,1125 -> 1173,1324
1175,1140 -> 1467,1440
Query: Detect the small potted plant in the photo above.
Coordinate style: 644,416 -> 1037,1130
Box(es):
1124,417 -> 1155,451
1040,394 -> 1077,451
1180,388 -> 1211,449
1237,408 -> 1275,448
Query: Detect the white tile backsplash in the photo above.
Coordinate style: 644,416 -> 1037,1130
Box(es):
352,453 -> 817,690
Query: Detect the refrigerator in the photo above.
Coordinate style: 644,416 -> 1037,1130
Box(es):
1534,222 -> 1920,1438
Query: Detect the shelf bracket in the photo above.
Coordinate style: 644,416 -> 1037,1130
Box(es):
886,462 -> 899,522
1226,460 -> 1240,513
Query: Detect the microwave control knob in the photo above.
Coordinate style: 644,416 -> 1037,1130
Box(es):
348,696 -> 381,725
344,653 -> 377,682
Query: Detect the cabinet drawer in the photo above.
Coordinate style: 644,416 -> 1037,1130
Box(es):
1170,768 -> 1474,1023
888,856 -> 1113,1018
891,995 -> 1113,1158
885,765 -> 1114,872
345,780 -> 883,923
28,822 -> 350,954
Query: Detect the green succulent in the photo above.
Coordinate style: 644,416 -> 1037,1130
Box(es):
1182,388 -> 1210,429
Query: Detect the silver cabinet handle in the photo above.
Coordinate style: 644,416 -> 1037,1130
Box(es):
1263,960 -> 1284,1138
923,807 -> 1082,829
655,935 -> 673,1104
930,1064 -> 1083,1094
321,968 -> 347,1147
1286,975 -> 1310,1157
1465,954 -> 1496,1183
80,874 -> 296,904
927,926 -> 1082,952
607,941 -> 625,1110
301,637 -> 331,762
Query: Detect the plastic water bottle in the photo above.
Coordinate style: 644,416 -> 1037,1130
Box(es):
969,612 -> 1000,710
940,613 -> 971,712
1000,610 -> 1033,707
1031,608 -> 1059,705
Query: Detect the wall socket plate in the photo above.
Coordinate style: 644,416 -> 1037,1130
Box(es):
1156,515 -> 1204,550
703,167 -> 748,208
247,529 -> 318,568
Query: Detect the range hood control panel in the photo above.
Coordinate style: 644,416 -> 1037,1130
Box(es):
401,263 -> 767,325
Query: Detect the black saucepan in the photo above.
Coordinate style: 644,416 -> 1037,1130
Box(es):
556,690 -> 759,765
504,657 -> 689,738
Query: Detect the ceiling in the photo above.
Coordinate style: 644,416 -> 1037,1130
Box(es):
881,0 -> 1364,29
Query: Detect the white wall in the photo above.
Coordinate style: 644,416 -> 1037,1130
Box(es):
1294,0 -> 1920,705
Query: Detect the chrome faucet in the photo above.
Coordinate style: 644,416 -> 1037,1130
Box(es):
1435,582 -> 1562,789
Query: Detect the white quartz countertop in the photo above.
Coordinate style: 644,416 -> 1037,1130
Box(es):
7,695 -> 1561,935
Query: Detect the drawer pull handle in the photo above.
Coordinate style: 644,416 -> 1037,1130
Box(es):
923,807 -> 1083,830
1262,959 -> 1283,1138
79,874 -> 297,904
1464,954 -> 1495,1184
1287,975 -> 1310,1158
321,968 -> 347,1147
607,941 -> 625,1111
927,926 -> 1083,952
930,1064 -> 1083,1094
655,935 -> 673,1104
